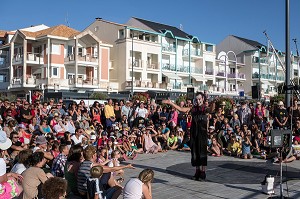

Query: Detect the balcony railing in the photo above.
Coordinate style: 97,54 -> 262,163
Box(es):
205,70 -> 213,75
227,73 -> 245,79
176,65 -> 189,73
11,77 -> 23,85
162,63 -> 176,71
173,83 -> 182,90
190,67 -> 203,74
27,52 -> 43,64
146,61 -> 159,70
252,57 -> 269,64
216,71 -> 226,77
162,44 -> 176,53
199,84 -> 208,91
252,73 -> 284,81
182,49 -> 202,56
0,59 -> 8,68
65,53 -> 97,63
128,59 -> 142,68
13,54 -> 23,63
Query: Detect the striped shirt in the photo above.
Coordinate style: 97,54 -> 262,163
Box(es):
77,160 -> 92,193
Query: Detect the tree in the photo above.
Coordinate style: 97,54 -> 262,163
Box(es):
90,92 -> 108,100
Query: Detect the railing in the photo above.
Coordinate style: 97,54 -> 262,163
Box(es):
0,59 -> 8,68
252,73 -> 284,81
13,54 -> 23,62
146,61 -> 159,70
176,65 -> 189,73
217,87 -> 225,92
162,44 -> 176,53
172,83 -> 181,90
199,85 -> 208,91
162,63 -> 176,71
27,52 -> 43,63
252,57 -> 269,64
11,77 -> 22,85
65,54 -> 97,62
182,49 -> 202,56
216,71 -> 226,77
128,59 -> 142,68
205,70 -> 213,75
190,67 -> 203,74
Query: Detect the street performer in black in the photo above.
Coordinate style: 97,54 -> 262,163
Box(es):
163,92 -> 208,180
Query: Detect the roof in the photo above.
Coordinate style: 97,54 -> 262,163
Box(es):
232,35 -> 266,49
20,25 -> 80,38
0,30 -> 7,38
132,17 -> 190,39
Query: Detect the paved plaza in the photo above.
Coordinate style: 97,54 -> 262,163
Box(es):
122,151 -> 300,199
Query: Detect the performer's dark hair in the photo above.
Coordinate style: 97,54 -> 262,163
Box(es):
195,92 -> 206,101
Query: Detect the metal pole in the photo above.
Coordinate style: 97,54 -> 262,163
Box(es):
131,33 -> 134,98
258,50 -> 261,100
285,0 -> 291,107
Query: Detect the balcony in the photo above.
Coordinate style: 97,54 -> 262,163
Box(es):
76,78 -> 98,87
176,65 -> 189,73
27,53 -> 43,65
162,44 -> 176,53
190,67 -> 203,74
146,61 -> 159,70
227,73 -> 246,79
182,49 -> 202,60
126,81 -> 161,89
252,57 -> 269,64
173,83 -> 182,90
162,63 -> 176,71
65,53 -> 98,65
199,84 -> 208,91
11,77 -> 23,86
216,71 -> 226,78
128,59 -> 143,69
12,54 -> 23,64
0,59 -> 9,69
252,73 -> 284,81
205,70 -> 213,75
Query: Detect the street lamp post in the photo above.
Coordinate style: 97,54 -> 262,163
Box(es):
131,33 -> 134,99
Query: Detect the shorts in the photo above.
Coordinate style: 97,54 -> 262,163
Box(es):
0,179 -> 20,199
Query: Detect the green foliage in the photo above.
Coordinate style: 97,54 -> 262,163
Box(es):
214,97 -> 235,112
90,92 -> 108,100
175,94 -> 187,105
270,95 -> 285,105
132,92 -> 149,103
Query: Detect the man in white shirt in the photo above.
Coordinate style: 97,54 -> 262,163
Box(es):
71,128 -> 90,145
134,101 -> 148,119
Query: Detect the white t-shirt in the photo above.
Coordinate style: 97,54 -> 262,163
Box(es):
11,163 -> 26,174
135,108 -> 148,118
71,134 -> 85,145
123,178 -> 144,199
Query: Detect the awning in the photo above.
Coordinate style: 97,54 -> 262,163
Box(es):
162,72 -> 181,80
33,68 -> 42,75
191,74 -> 203,82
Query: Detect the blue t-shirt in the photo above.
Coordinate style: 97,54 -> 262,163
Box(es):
242,141 -> 251,155
162,127 -> 170,134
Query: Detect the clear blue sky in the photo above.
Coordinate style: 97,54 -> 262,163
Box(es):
1,0 -> 300,53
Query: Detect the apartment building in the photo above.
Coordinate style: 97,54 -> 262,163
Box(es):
217,35 -> 286,98
86,17 -> 222,95
0,24 -> 112,99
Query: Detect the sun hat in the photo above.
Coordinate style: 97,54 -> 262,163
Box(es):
220,101 -> 226,106
35,136 -> 47,145
0,130 -> 12,150
90,135 -> 97,140
278,101 -> 284,106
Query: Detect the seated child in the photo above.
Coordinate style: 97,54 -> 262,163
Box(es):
242,136 -> 253,159
210,136 -> 222,157
87,166 -> 122,199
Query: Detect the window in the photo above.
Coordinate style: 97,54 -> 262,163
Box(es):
68,73 -> 75,79
52,67 -> 59,77
51,44 -> 61,55
205,45 -> 213,52
118,30 -> 124,39
67,46 -> 73,56
78,48 -> 83,56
